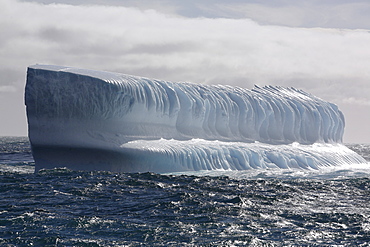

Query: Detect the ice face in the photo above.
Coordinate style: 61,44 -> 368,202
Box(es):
25,65 -> 365,173
26,65 -> 344,144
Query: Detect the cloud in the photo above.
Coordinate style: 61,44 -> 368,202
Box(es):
202,1 -> 370,29
21,0 -> 370,29
0,85 -> 17,93
0,0 -> 370,141
1,1 -> 370,92
343,97 -> 370,106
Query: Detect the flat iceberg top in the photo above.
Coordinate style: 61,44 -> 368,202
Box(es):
26,65 -> 345,146
28,64 -> 144,84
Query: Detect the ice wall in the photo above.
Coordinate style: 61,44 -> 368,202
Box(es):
25,65 -> 365,173
26,65 -> 344,144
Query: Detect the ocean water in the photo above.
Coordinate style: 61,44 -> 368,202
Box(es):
1,137 -> 370,246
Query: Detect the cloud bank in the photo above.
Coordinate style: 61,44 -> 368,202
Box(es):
1,0 -> 369,142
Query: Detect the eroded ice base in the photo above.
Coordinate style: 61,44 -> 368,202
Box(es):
33,139 -> 366,173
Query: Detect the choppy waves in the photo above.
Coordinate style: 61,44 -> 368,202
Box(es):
1,137 -> 370,245
1,169 -> 370,246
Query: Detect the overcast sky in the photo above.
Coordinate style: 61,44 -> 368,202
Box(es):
1,0 -> 369,143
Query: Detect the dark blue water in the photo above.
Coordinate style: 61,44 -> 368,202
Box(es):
1,137 -> 370,246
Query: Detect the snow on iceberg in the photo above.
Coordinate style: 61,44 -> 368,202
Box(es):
25,65 -> 366,173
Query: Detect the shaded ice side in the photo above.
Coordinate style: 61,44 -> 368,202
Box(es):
25,65 -> 366,173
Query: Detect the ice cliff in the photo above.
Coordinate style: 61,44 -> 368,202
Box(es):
25,65 -> 366,172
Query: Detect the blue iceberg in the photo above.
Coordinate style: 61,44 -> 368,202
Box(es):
25,65 -> 366,172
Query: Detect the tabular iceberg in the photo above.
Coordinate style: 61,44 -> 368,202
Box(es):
25,65 -> 366,172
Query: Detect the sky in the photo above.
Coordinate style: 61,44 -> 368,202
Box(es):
0,0 -> 369,143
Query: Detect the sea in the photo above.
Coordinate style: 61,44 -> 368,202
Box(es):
1,136 -> 370,246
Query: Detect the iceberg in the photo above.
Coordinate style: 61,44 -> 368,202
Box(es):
25,65 -> 366,172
